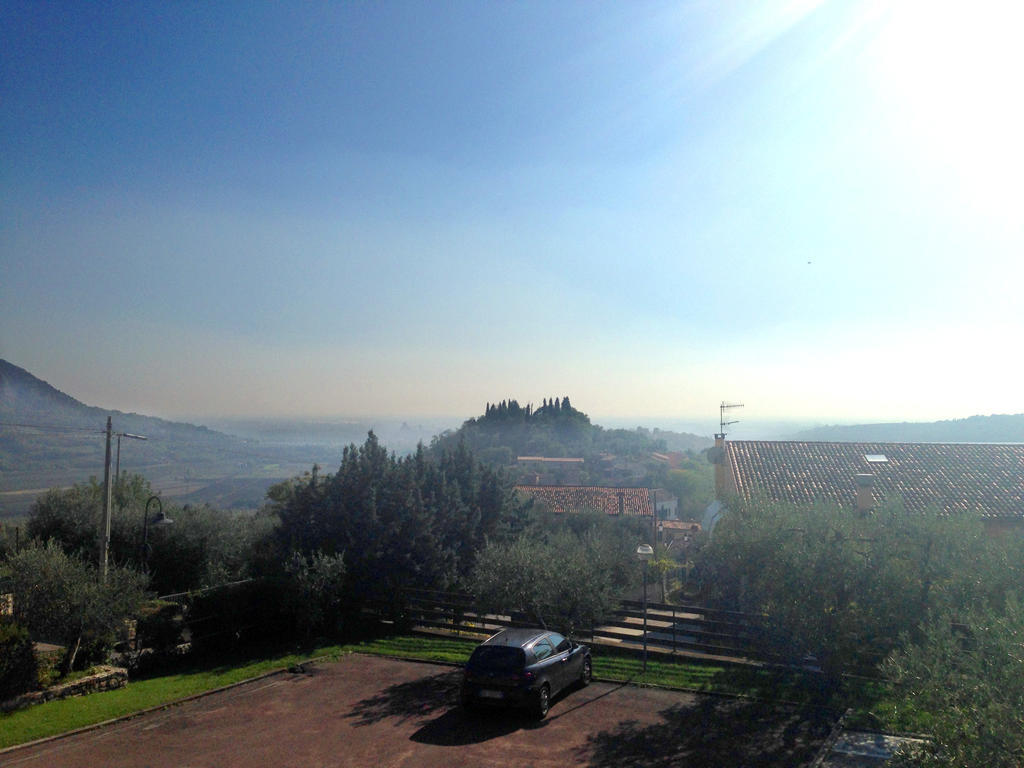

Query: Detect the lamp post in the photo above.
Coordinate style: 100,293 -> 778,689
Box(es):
636,543 -> 654,673
99,418 -> 146,581
141,495 -> 173,572
114,430 -> 147,490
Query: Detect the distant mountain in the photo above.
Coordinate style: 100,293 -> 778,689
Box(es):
0,360 -> 335,516
790,413 -> 1024,443
0,358 -> 240,447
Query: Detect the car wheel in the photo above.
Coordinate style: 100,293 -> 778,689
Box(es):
578,656 -> 592,688
534,684 -> 550,719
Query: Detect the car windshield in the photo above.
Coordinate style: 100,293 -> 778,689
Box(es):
469,646 -> 525,672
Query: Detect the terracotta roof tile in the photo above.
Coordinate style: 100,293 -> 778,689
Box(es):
514,485 -> 653,516
727,441 -> 1024,519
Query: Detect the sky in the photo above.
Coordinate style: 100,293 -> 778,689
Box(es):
3,0 -> 1023,428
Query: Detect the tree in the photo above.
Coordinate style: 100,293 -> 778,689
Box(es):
27,482 -> 104,558
142,504 -> 275,595
647,546 -> 675,603
470,533 -> 623,635
26,474 -> 273,596
663,464 -> 714,520
469,512 -> 644,635
269,433 -> 526,615
696,497 -> 995,684
884,597 -> 1024,767
281,550 -> 346,640
3,542 -> 149,673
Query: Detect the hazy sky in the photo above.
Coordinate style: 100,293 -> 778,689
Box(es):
3,1 -> 1022,425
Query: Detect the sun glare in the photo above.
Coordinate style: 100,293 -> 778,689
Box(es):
867,0 -> 1024,220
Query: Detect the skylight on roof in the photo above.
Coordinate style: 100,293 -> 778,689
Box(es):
865,454 -> 888,463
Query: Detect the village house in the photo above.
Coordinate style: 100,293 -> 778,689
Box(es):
658,519 -> 701,551
706,434 -> 1024,537
651,488 -> 679,520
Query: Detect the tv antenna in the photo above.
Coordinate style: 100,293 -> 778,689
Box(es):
719,401 -> 744,435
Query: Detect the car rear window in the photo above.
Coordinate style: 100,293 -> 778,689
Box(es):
469,646 -> 525,672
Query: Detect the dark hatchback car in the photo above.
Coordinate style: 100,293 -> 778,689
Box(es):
461,628 -> 592,718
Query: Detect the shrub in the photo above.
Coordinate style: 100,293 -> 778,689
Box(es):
0,620 -> 38,699
136,600 -> 185,653
186,580 -> 282,655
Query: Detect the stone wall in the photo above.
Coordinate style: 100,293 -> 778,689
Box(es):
1,665 -> 128,712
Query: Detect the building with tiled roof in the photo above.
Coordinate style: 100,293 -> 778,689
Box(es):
708,435 -> 1024,534
517,456 -> 585,464
514,485 -> 654,517
658,519 -> 701,549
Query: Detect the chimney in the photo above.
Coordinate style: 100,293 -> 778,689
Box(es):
710,433 -> 728,499
855,474 -> 874,512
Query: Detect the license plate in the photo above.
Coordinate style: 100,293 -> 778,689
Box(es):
479,689 -> 504,700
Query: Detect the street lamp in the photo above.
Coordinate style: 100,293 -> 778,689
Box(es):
141,495 -> 173,572
99,417 -> 146,581
636,543 -> 654,673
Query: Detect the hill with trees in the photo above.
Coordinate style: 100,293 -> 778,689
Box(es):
429,397 -> 710,487
790,413 -> 1024,443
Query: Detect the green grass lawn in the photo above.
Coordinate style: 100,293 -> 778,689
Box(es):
0,644 -> 348,749
1,632 -> 895,750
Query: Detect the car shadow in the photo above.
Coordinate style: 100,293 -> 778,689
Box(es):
411,681 -> 607,746
574,697 -> 838,768
347,666 -> 612,746
346,667 -> 537,746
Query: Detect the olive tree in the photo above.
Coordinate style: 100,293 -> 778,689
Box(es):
3,542 -> 149,673
697,496 -> 994,683
469,524 -> 638,635
884,597 -> 1024,768
26,475 -> 274,596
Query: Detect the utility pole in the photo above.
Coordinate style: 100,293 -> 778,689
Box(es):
651,488 -> 658,545
100,416 -> 113,582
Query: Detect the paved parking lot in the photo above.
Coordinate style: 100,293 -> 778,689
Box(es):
5,655 -> 836,767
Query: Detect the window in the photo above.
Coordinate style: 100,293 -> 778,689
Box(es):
468,646 -> 524,672
532,638 -> 554,661
865,454 -> 888,463
549,632 -> 571,653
